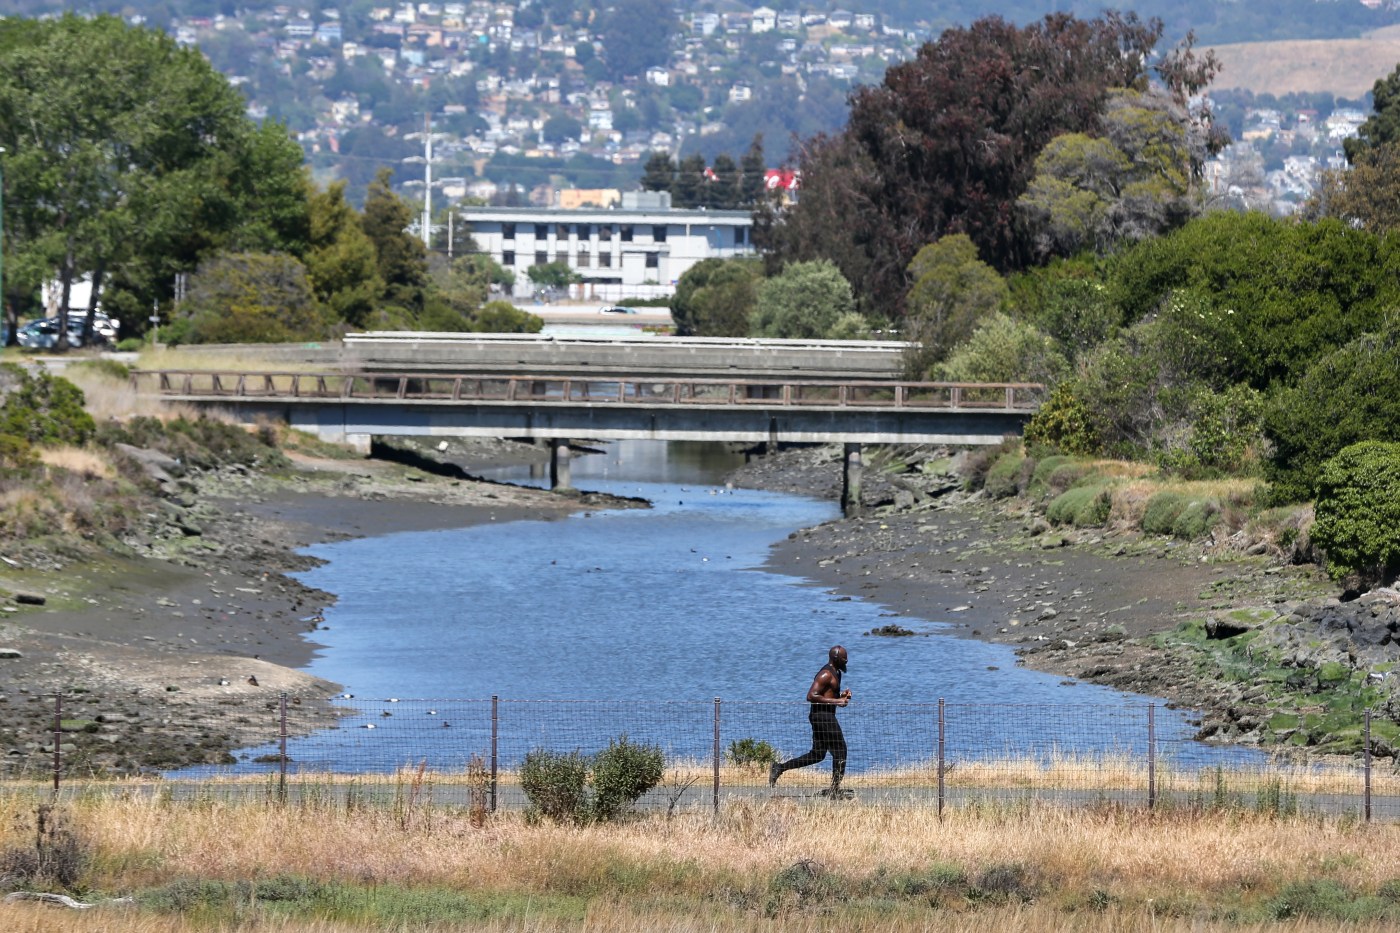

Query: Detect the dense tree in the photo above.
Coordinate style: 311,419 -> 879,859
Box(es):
304,182 -> 383,329
471,300 -> 544,334
180,252 -> 327,344
932,313 -> 1067,386
542,113 -> 583,145
902,235 -> 1010,378
765,13 -> 1196,318
739,135 -> 769,207
0,15 -> 310,343
597,0 -> 678,81
1345,63 -> 1400,164
526,261 -> 579,290
1017,89 -> 1199,261
640,151 -> 676,194
360,168 -> 428,318
1308,140 -> 1400,235
669,257 -> 762,337
1264,322 -> 1400,503
1108,212 -> 1400,389
751,260 -> 855,339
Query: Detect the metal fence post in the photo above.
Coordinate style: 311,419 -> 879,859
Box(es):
1365,709 -> 1373,824
937,698 -> 945,820
278,693 -> 289,804
1147,703 -> 1156,811
712,697 -> 721,816
490,695 -> 499,812
51,693 -> 62,794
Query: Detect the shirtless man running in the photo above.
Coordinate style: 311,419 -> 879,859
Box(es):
769,645 -> 852,796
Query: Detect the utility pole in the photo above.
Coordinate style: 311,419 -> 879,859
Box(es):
421,114 -> 433,249
405,116 -> 449,249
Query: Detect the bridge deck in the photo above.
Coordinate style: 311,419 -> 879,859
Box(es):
131,371 -> 1044,448
137,370 -> 1042,411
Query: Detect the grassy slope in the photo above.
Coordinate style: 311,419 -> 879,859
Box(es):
1205,35 -> 1400,97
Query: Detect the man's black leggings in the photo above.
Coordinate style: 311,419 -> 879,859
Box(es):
776,707 -> 847,785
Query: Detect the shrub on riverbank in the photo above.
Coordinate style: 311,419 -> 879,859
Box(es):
1310,441 -> 1400,587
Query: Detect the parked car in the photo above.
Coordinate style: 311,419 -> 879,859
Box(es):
16,316 -> 107,349
599,305 -> 638,314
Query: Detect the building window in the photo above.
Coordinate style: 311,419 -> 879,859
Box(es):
579,224 -> 592,238
598,225 -> 613,242
556,223 -> 569,239
621,225 -> 633,242
598,252 -> 612,268
502,250 -> 515,266
645,252 -> 659,269
534,223 -> 549,238
556,251 -> 568,265
535,250 -> 547,266
577,248 -> 590,268
502,223 -> 515,241
736,227 -> 749,246
653,225 -> 667,242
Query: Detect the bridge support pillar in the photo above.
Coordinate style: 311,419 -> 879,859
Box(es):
345,433 -> 372,456
841,442 -> 863,518
550,439 -> 573,491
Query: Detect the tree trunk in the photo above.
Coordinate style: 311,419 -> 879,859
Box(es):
84,261 -> 106,345
55,250 -> 73,351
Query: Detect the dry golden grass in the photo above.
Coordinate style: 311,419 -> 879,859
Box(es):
36,445 -> 115,480
135,347 -> 337,374
1108,475 -> 1259,529
6,902 -> 1400,933
1205,38 -> 1400,97
2,787 -> 1399,931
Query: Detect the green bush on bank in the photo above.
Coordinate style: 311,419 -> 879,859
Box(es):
1310,440 -> 1400,586
983,452 -> 1026,499
1046,485 -> 1110,527
1142,492 -> 1221,540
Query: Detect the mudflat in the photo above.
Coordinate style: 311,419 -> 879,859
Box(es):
0,442 -> 606,775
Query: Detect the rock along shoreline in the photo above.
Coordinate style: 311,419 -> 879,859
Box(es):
0,438 -> 642,776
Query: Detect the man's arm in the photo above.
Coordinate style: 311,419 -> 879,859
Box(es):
806,669 -> 850,706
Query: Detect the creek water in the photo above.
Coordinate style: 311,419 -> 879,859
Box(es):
192,441 -> 1263,776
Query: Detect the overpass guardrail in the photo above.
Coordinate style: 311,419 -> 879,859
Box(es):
131,371 -> 1045,412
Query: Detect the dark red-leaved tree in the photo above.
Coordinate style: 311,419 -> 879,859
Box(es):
762,12 -> 1167,319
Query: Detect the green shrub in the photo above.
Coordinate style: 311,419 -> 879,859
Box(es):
1310,440 -> 1400,585
1047,462 -> 1093,496
114,337 -> 145,352
726,737 -> 778,769
1141,492 -> 1188,536
519,749 -> 589,823
1046,485 -> 1110,527
0,364 -> 95,446
0,433 -> 39,473
96,415 -> 286,471
1023,382 -> 1099,455
519,736 -> 664,824
1264,323 -> 1400,503
589,734 -> 664,821
1171,500 -> 1219,539
1027,455 -> 1072,497
983,452 -> 1025,499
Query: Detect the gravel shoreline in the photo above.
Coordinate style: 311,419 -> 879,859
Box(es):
0,437 -> 1381,774
0,438 -> 628,776
728,445 -> 1353,749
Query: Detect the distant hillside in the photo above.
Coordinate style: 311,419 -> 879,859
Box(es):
1206,37 -> 1400,98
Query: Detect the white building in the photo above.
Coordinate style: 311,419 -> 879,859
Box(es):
459,192 -> 756,300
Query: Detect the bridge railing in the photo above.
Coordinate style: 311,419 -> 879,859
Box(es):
135,371 -> 1045,412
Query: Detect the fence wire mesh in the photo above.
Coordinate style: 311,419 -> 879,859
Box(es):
8,695 -> 1398,820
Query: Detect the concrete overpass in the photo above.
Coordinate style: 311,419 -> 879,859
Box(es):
342,332 -> 908,380
133,370 -> 1042,515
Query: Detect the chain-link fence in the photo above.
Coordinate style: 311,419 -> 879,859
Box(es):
9,694 -> 1398,820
